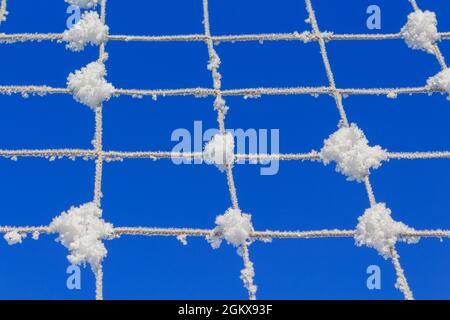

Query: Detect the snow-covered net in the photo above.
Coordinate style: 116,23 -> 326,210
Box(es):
1,0 -> 450,300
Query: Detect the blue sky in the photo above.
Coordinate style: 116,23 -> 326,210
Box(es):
0,0 -> 450,300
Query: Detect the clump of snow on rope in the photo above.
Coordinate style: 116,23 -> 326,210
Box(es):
319,123 -> 388,182
63,11 -> 108,52
4,230 -> 27,245
49,202 -> 115,271
67,61 -> 115,110
354,203 -> 419,259
203,132 -> 235,172
427,67 -> 450,99
207,208 -> 253,249
401,10 -> 440,54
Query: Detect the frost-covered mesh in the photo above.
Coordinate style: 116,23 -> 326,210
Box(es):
0,0 -> 450,300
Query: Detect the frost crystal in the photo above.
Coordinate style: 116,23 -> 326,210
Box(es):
426,67 -> 450,99
62,11 -> 108,52
4,231 -> 26,245
176,235 -> 188,246
207,208 -> 253,249
0,9 -> 8,23
49,202 -> 115,271
355,203 -> 419,259
241,259 -> 257,298
401,10 -> 440,54
67,61 -> 115,110
65,0 -> 99,9
203,132 -> 235,172
320,124 -> 388,182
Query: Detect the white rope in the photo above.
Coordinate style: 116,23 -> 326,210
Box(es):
0,0 -> 6,23
304,0 -> 428,300
2,226 -> 449,239
1,149 -> 450,162
390,246 -> 414,300
3,31 -> 450,43
92,0 -> 108,301
0,84 -> 446,98
202,0 -> 255,299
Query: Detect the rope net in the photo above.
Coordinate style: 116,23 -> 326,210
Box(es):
0,0 -> 449,300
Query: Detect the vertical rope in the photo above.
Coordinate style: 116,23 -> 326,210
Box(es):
390,246 -> 414,300
241,244 -> 257,300
95,265 -> 104,301
304,0 -> 349,127
93,106 -> 104,208
305,0 -> 415,300
202,0 -> 254,299
93,0 -> 108,301
0,0 -> 7,23
363,176 -> 377,206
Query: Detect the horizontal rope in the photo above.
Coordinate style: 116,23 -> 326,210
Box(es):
2,31 -> 450,44
1,226 -> 449,239
0,85 -> 445,98
0,149 -> 449,161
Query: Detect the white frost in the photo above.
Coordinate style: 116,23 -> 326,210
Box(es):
65,0 -> 99,9
207,208 -> 253,249
49,202 -> 115,271
176,235 -> 188,246
0,9 -> 8,23
427,67 -> 450,99
355,203 -> 419,259
320,124 -> 388,182
401,10 -> 440,54
4,231 -> 26,245
62,11 -> 108,52
67,61 -> 115,110
203,132 -> 235,172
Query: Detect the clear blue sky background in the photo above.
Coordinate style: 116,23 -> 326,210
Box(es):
0,0 -> 450,300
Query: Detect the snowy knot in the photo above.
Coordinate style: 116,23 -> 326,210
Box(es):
426,67 -> 450,99
67,61 -> 115,110
203,132 -> 235,172
4,230 -> 26,245
207,208 -> 254,249
401,10 -> 440,54
62,11 -> 109,52
49,202 -> 115,271
354,203 -> 419,259
319,123 -> 388,182
65,0 -> 99,9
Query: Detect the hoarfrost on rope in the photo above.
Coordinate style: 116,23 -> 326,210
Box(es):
207,208 -> 253,249
62,11 -> 108,52
240,259 -> 257,298
203,132 -> 235,172
319,123 -> 388,182
401,10 -> 440,54
49,202 -> 115,271
67,61 -> 115,110
65,0 -> 99,9
426,67 -> 450,99
354,203 -> 419,259
0,8 -> 8,24
4,231 -> 26,245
